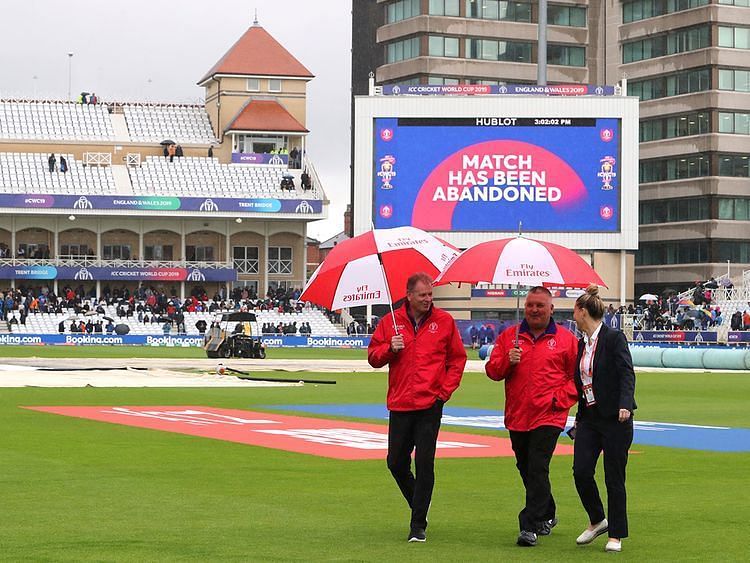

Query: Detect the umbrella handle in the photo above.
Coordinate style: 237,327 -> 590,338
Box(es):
377,252 -> 399,335
514,283 -> 520,347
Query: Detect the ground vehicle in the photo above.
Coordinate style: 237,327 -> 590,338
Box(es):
203,312 -> 266,359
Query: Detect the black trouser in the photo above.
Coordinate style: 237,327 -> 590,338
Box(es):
573,408 -> 633,539
387,400 -> 443,530
509,425 -> 562,533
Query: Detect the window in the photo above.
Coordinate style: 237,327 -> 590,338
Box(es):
629,67 -> 710,101
60,244 -> 89,257
716,241 -> 750,263
719,0 -> 750,6
639,198 -> 709,224
466,38 -> 532,62
103,244 -> 131,260
466,0 -> 532,22
246,78 -> 260,92
548,44 -> 585,67
145,245 -> 173,261
623,0 -> 708,24
186,246 -> 215,262
268,79 -> 281,93
718,154 -> 750,177
623,25 -> 709,63
268,247 -> 292,274
636,241 -> 709,266
429,0 -> 459,15
718,198 -> 750,221
548,4 -> 586,27
386,37 -> 420,63
428,36 -> 460,57
233,246 -> 259,274
639,112 -> 710,142
386,0 -> 421,23
719,112 -> 750,134
427,76 -> 460,85
639,153 -> 710,183
719,69 -> 750,92
719,26 -> 750,49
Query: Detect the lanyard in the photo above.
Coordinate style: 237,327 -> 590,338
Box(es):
579,334 -> 598,387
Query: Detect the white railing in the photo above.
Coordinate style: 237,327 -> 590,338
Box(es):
83,152 -> 112,167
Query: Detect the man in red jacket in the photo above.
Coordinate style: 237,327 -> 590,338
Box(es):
486,286 -> 578,547
368,272 -> 467,543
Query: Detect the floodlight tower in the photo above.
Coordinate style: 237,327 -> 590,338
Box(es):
67,52 -> 74,101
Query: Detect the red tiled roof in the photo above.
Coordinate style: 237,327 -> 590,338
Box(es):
225,100 -> 308,133
199,25 -> 313,84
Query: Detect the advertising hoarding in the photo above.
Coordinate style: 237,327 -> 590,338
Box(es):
0,194 -> 322,215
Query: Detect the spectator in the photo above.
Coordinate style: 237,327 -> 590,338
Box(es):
301,170 -> 312,190
48,153 -> 56,172
168,144 -> 176,163
59,156 -> 68,173
208,145 -> 214,158
730,311 -> 742,331
744,310 -> 750,331
195,319 -> 207,335
289,147 -> 300,168
175,145 -> 184,158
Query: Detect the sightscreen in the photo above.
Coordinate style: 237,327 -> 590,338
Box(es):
372,117 -> 621,232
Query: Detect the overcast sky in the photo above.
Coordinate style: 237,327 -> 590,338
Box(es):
0,0 -> 352,241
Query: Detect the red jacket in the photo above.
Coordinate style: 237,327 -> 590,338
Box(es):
485,320 -> 578,431
368,303 -> 467,412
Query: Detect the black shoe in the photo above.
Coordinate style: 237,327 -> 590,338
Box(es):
408,528 -> 426,543
538,517 -> 558,536
517,530 -> 537,547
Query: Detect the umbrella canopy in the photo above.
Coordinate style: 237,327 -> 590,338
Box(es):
114,323 -> 130,335
300,226 -> 459,310
677,297 -> 694,306
640,293 -> 659,301
435,237 -> 606,289
103,316 -> 115,323
160,139 -> 176,146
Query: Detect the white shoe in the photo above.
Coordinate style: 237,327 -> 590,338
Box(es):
605,539 -> 622,552
576,519 -> 608,545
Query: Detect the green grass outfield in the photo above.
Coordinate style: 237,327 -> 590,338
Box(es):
0,349 -> 747,561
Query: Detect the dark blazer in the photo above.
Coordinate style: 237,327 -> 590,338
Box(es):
575,323 -> 637,419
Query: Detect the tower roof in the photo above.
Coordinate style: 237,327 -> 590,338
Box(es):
198,24 -> 313,84
224,99 -> 308,133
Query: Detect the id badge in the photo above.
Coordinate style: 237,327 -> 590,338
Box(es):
582,383 -> 596,406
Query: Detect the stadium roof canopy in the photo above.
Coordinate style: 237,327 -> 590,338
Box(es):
198,24 -> 314,85
224,99 -> 308,134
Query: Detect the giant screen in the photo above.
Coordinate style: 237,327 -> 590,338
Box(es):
372,117 -> 621,232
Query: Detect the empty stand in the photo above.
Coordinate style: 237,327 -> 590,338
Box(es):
0,101 -> 114,141
0,152 -> 116,194
123,105 -> 216,144
129,156 -> 304,198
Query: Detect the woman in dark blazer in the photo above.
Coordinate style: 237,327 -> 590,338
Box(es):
572,285 -> 636,553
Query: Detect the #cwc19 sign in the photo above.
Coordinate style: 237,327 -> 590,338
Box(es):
0,265 -> 237,282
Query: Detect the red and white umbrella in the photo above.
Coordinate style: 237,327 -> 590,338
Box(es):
435,236 -> 606,344
301,226 -> 459,311
435,237 -> 606,288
